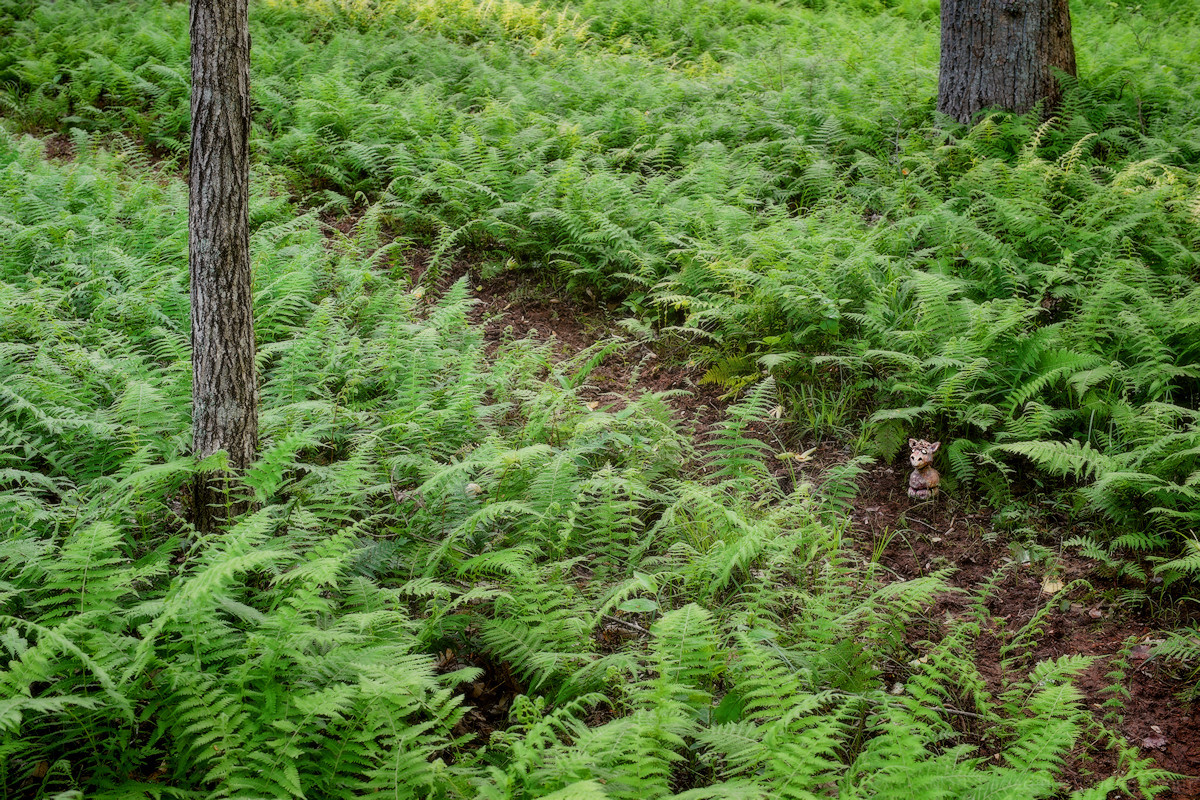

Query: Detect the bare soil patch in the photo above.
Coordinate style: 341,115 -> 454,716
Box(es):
436,648 -> 525,746
404,252 -> 737,442
43,132 -> 75,161
848,462 -> 1200,797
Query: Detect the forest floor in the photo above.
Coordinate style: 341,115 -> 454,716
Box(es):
405,253 -> 1200,798
44,144 -> 1188,793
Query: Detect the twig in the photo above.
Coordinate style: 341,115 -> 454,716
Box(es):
603,615 -> 651,636
932,704 -> 987,720
374,525 -> 474,558
907,515 -> 957,539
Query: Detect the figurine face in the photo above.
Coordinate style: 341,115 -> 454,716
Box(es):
908,438 -> 940,469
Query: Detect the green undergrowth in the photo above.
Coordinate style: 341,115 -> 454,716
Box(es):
2,0 -> 1198,551
0,135 -> 1175,797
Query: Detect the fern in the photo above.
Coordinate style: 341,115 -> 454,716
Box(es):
2,0 -> 1196,793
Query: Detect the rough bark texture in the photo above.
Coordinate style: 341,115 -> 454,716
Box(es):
189,0 -> 257,532
938,0 -> 1077,124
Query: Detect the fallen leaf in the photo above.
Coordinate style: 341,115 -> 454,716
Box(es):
1040,577 -> 1065,594
618,598 -> 658,614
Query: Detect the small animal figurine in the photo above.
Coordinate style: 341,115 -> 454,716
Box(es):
907,438 -> 941,500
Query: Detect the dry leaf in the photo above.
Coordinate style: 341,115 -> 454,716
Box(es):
778,447 -> 817,462
1040,577 -> 1065,594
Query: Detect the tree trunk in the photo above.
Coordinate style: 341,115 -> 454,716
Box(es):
189,0 -> 257,532
937,0 -> 1077,124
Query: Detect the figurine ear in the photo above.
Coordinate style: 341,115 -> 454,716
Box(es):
930,441 -> 940,452
908,438 -> 917,448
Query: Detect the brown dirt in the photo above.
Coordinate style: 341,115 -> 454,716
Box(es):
396,246 -> 735,442
42,132 -> 75,161
848,463 -> 1200,797
435,648 -> 525,746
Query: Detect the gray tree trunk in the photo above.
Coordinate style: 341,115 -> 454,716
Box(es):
189,0 -> 257,532
937,0 -> 1077,124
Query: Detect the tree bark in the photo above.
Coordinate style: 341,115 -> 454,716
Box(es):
189,0 -> 257,532
937,0 -> 1077,124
